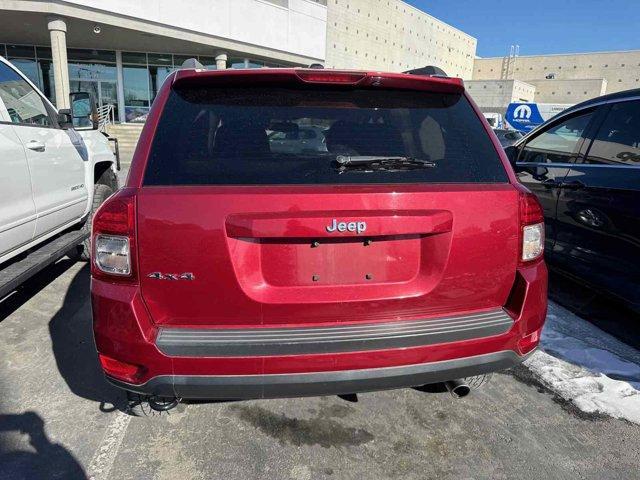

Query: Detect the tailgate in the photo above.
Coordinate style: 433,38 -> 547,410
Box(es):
136,80 -> 517,327
137,185 -> 519,327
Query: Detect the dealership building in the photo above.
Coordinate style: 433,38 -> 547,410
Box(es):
470,50 -> 640,113
0,0 -> 480,124
5,0 -> 634,128
325,0 -> 476,78
0,0 -> 328,122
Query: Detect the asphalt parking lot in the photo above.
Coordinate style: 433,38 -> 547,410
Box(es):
0,253 -> 639,480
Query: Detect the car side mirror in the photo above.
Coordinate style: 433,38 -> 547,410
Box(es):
69,92 -> 98,130
534,165 -> 549,180
57,109 -> 74,129
504,145 -> 519,168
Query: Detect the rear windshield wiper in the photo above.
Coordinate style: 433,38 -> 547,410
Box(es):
335,155 -> 437,172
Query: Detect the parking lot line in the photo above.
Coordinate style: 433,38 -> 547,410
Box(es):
87,411 -> 132,480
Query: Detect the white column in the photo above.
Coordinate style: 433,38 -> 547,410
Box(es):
115,50 -> 126,123
215,52 -> 228,70
48,17 -> 70,109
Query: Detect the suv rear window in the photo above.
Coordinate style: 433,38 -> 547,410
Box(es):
144,87 -> 507,185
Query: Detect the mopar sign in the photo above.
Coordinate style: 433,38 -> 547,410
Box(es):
506,103 -> 546,133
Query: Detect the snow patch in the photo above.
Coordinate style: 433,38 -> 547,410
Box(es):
524,302 -> 640,424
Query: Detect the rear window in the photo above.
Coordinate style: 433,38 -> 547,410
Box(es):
144,87 -> 507,186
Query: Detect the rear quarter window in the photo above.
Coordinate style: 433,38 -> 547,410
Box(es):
144,86 -> 508,186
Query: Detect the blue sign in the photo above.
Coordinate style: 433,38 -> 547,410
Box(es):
505,103 -> 546,133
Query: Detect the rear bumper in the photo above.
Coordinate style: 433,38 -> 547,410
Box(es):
155,309 -> 514,357
107,350 -> 529,399
92,261 -> 547,400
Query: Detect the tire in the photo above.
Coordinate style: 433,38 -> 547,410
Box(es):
125,392 -> 182,418
463,374 -> 492,390
79,183 -> 114,261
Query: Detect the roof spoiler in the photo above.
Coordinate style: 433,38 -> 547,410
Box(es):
404,66 -> 450,78
172,68 -> 465,94
180,58 -> 204,70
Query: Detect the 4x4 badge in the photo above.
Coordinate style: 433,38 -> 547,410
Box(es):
147,272 -> 195,281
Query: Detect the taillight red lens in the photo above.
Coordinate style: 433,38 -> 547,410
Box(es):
91,188 -> 138,282
93,193 -> 135,235
515,184 -> 545,264
517,328 -> 542,355
519,190 -> 544,225
98,353 -> 145,383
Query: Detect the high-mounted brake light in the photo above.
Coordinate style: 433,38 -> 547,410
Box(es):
517,186 -> 545,264
296,71 -> 367,84
91,188 -> 138,282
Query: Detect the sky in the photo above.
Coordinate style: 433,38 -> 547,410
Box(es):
404,0 -> 640,57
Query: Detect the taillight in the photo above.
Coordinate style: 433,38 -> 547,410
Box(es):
517,185 -> 545,264
91,188 -> 138,283
95,235 -> 131,275
98,353 -> 145,383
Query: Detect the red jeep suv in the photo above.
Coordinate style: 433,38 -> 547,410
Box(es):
91,67 -> 547,408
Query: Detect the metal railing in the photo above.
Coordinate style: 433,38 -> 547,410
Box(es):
97,103 -> 115,130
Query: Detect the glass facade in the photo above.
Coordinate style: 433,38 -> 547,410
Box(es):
1,44 -> 290,123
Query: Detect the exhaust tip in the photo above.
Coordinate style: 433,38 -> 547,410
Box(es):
338,393 -> 359,403
445,380 -> 471,399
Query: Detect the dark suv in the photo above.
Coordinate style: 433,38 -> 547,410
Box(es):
91,67 -> 547,410
507,89 -> 640,313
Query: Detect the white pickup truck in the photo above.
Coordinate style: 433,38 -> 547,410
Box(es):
0,56 -> 119,299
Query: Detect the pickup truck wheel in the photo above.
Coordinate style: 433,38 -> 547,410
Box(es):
79,184 -> 114,261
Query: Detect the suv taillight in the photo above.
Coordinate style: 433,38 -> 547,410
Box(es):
91,188 -> 138,283
517,185 -> 545,264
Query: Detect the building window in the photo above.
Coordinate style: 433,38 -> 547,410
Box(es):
229,58 -> 247,69
68,61 -> 116,82
122,51 -> 147,65
6,57 -> 40,90
147,53 -> 172,67
68,48 -> 116,63
123,63 -> 150,122
247,60 -> 265,69
198,56 -> 217,69
148,64 -> 173,103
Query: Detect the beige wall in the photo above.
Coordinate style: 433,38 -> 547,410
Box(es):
474,51 -> 640,103
326,0 -> 476,77
465,79 -> 535,113
527,78 -> 607,104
